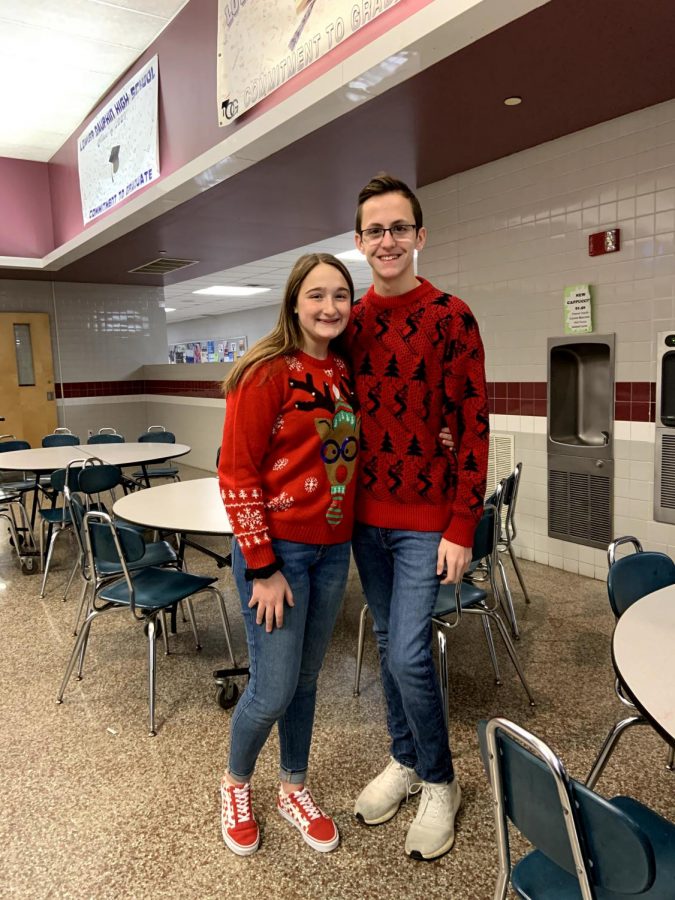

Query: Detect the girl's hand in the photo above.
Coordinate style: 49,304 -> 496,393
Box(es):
249,570 -> 294,632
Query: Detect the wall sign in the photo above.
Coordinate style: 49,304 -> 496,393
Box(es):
217,0 -> 402,125
169,337 -> 248,364
563,284 -> 593,334
78,55 -> 160,224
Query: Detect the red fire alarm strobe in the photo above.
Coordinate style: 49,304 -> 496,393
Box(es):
589,229 -> 620,256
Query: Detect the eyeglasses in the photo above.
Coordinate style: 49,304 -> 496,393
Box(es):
359,223 -> 417,244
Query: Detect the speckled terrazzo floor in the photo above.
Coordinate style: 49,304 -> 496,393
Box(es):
1,475 -> 674,900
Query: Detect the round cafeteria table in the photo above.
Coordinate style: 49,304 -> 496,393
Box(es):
612,584 -> 675,745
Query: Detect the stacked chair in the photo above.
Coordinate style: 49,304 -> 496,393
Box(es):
132,425 -> 180,485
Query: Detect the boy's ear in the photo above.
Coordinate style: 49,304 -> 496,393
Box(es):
415,226 -> 428,252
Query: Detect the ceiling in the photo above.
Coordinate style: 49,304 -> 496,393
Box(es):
0,0 -> 188,161
3,0 -> 675,322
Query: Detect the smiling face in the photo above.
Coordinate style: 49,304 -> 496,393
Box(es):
295,262 -> 352,358
355,191 -> 427,296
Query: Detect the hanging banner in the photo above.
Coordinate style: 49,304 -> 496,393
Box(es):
217,0 -> 402,125
78,55 -> 160,224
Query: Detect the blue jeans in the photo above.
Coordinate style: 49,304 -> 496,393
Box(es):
352,524 -> 454,784
228,538 -> 351,784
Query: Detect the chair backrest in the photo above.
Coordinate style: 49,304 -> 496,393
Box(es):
138,430 -> 175,444
51,464 -> 85,493
479,717 -> 655,898
84,511 -> 147,617
502,462 -> 523,538
607,547 -> 675,618
42,433 -> 80,447
471,499 -> 499,564
0,440 -> 30,453
215,445 -> 221,468
78,462 -> 123,496
87,433 -> 124,444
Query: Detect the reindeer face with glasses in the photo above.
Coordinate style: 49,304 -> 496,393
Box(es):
290,372 -> 360,526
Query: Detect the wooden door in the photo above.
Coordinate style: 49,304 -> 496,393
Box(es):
0,312 -> 57,447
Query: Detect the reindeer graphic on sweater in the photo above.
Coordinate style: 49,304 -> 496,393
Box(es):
289,373 -> 360,526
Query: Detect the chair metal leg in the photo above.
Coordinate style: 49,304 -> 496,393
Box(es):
62,557 -> 79,601
147,617 -> 157,736
586,715 -> 648,788
182,597 -> 202,651
508,543 -> 531,604
39,525 -> 62,598
436,627 -> 449,733
160,609 -> 170,655
497,556 -> 520,639
354,602 -> 369,697
667,745 -> 675,771
72,579 -> 90,635
479,608 -> 535,706
57,608 -> 104,702
211,587 -> 236,664
481,617 -> 502,685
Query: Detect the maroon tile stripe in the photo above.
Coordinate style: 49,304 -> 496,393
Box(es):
55,380 -> 656,421
55,379 -> 223,400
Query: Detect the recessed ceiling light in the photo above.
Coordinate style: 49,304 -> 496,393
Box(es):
336,249 -> 366,261
164,307 -> 176,312
503,96 -> 522,106
193,286 -> 271,297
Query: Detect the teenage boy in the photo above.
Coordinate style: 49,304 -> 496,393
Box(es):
347,173 -> 489,860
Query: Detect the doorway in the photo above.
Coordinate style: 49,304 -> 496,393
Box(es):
0,312 -> 57,447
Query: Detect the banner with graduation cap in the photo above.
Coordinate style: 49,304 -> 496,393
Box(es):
77,55 -> 160,224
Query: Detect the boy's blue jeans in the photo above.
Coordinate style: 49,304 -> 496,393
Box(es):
352,523 -> 455,784
228,537 -> 351,784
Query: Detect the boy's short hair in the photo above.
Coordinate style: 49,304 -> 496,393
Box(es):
355,173 -> 423,232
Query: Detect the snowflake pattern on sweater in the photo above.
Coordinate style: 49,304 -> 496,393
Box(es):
219,351 -> 360,569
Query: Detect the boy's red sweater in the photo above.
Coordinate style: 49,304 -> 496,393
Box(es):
346,277 -> 489,548
218,350 -> 360,569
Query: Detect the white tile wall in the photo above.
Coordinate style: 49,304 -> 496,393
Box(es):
420,99 -> 675,578
0,278 -> 168,436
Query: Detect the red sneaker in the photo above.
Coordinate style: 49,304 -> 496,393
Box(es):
220,778 -> 260,856
277,787 -> 339,852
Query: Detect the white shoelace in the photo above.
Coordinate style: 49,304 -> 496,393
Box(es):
288,788 -> 321,823
225,783 -> 252,825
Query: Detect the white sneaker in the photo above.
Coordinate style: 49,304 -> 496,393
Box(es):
405,778 -> 461,860
354,757 -> 420,825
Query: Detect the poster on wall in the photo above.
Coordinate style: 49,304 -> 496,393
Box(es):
168,337 -> 248,364
78,55 -> 160,224
217,0 -> 402,125
563,284 -> 593,334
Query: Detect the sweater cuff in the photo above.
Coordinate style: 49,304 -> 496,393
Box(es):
245,555 -> 285,582
443,512 -> 478,549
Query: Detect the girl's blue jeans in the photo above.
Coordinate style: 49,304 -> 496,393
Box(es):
228,537 -> 351,784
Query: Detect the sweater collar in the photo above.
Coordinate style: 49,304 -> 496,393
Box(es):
363,276 -> 438,310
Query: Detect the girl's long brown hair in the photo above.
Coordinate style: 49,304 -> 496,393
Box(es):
222,253 -> 354,396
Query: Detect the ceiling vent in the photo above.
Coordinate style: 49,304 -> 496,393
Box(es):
128,257 -> 199,275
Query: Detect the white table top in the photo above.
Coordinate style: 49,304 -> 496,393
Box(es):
113,477 -> 232,535
85,442 -> 191,467
0,445 -> 92,472
0,442 -> 190,472
612,584 -> 675,743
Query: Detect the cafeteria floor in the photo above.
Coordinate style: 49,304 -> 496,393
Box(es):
2,468 -> 674,900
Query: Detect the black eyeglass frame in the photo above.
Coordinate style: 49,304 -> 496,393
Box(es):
358,223 -> 418,243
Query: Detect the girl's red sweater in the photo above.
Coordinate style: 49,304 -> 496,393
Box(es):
218,350 -> 360,569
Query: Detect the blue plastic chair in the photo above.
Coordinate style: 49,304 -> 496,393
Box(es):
57,510 -> 236,735
479,717 -> 675,899
38,462 -> 87,598
432,503 -> 535,722
132,426 -> 180,484
87,433 -> 124,445
42,433 -> 80,447
586,536 -> 675,787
